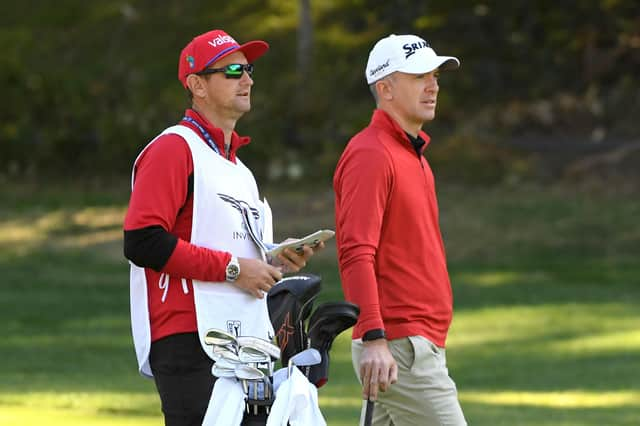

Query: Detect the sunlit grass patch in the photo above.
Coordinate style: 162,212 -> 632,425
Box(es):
547,329 -> 640,354
449,302 -> 640,352
69,207 -> 127,229
56,228 -> 123,249
319,395 -> 362,408
457,270 -> 552,287
0,208 -> 121,241
0,206 -> 126,263
0,391 -> 158,414
0,406 -> 160,426
0,206 -> 126,252
461,390 -> 640,408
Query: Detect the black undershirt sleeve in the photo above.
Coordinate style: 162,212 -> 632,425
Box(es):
124,172 -> 194,271
124,225 -> 179,272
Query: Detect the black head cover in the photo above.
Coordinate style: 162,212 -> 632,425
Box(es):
305,301 -> 360,387
267,274 -> 322,367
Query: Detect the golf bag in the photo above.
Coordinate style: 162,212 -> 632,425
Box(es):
267,273 -> 360,387
306,301 -> 359,387
267,274 -> 321,367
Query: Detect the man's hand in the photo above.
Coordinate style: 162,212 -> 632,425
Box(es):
276,240 -> 325,273
233,258 -> 282,298
359,339 -> 398,401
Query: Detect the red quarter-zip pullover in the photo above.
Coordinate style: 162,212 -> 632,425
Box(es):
333,109 -> 453,347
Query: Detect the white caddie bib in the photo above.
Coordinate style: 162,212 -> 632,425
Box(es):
129,124 -> 273,377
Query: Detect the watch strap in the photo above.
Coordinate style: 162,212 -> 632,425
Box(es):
362,328 -> 386,342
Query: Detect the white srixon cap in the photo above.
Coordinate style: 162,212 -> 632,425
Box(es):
365,34 -> 460,84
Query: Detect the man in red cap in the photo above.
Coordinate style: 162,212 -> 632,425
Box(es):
124,29 -> 322,425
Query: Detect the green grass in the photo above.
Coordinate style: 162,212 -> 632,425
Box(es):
1,184 -> 639,425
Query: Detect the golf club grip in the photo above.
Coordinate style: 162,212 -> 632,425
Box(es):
359,399 -> 374,426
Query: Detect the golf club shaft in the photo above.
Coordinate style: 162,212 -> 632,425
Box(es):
359,399 -> 374,426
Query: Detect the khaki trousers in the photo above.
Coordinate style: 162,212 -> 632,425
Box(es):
352,336 -> 467,426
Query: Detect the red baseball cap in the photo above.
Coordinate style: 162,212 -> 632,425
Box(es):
178,29 -> 269,88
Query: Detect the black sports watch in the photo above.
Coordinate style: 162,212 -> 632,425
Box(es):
362,328 -> 386,342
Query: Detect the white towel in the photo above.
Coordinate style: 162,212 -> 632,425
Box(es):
202,377 -> 246,426
267,367 -> 327,426
272,367 -> 288,393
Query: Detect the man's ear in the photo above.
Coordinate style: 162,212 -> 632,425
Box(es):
377,78 -> 393,101
186,74 -> 206,99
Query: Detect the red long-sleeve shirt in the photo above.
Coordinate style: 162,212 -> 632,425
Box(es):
333,109 -> 453,347
123,109 -> 249,341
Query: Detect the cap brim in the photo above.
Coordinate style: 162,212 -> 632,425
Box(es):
207,40 -> 269,67
437,56 -> 460,71
238,40 -> 269,63
401,56 -> 460,75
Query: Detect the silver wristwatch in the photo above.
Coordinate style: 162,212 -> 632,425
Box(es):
225,256 -> 240,282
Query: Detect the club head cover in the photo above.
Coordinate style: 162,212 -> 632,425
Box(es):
305,301 -> 360,387
267,274 -> 322,367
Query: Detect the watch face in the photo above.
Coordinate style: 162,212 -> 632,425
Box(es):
226,263 -> 240,280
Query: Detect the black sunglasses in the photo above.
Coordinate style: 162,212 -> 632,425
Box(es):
196,63 -> 254,79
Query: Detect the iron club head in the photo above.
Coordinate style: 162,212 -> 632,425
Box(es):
204,329 -> 239,348
234,364 -> 266,380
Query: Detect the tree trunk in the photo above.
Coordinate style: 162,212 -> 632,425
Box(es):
290,0 -> 313,147
297,0 -> 313,85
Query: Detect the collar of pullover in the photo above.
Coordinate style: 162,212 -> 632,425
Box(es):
182,109 -> 251,161
370,109 -> 431,155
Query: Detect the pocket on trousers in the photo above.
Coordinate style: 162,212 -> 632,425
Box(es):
389,337 -> 416,371
407,335 -> 439,375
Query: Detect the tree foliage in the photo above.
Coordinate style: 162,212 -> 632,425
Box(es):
1,0 -> 638,183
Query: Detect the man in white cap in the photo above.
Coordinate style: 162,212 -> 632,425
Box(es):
333,34 -> 467,425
